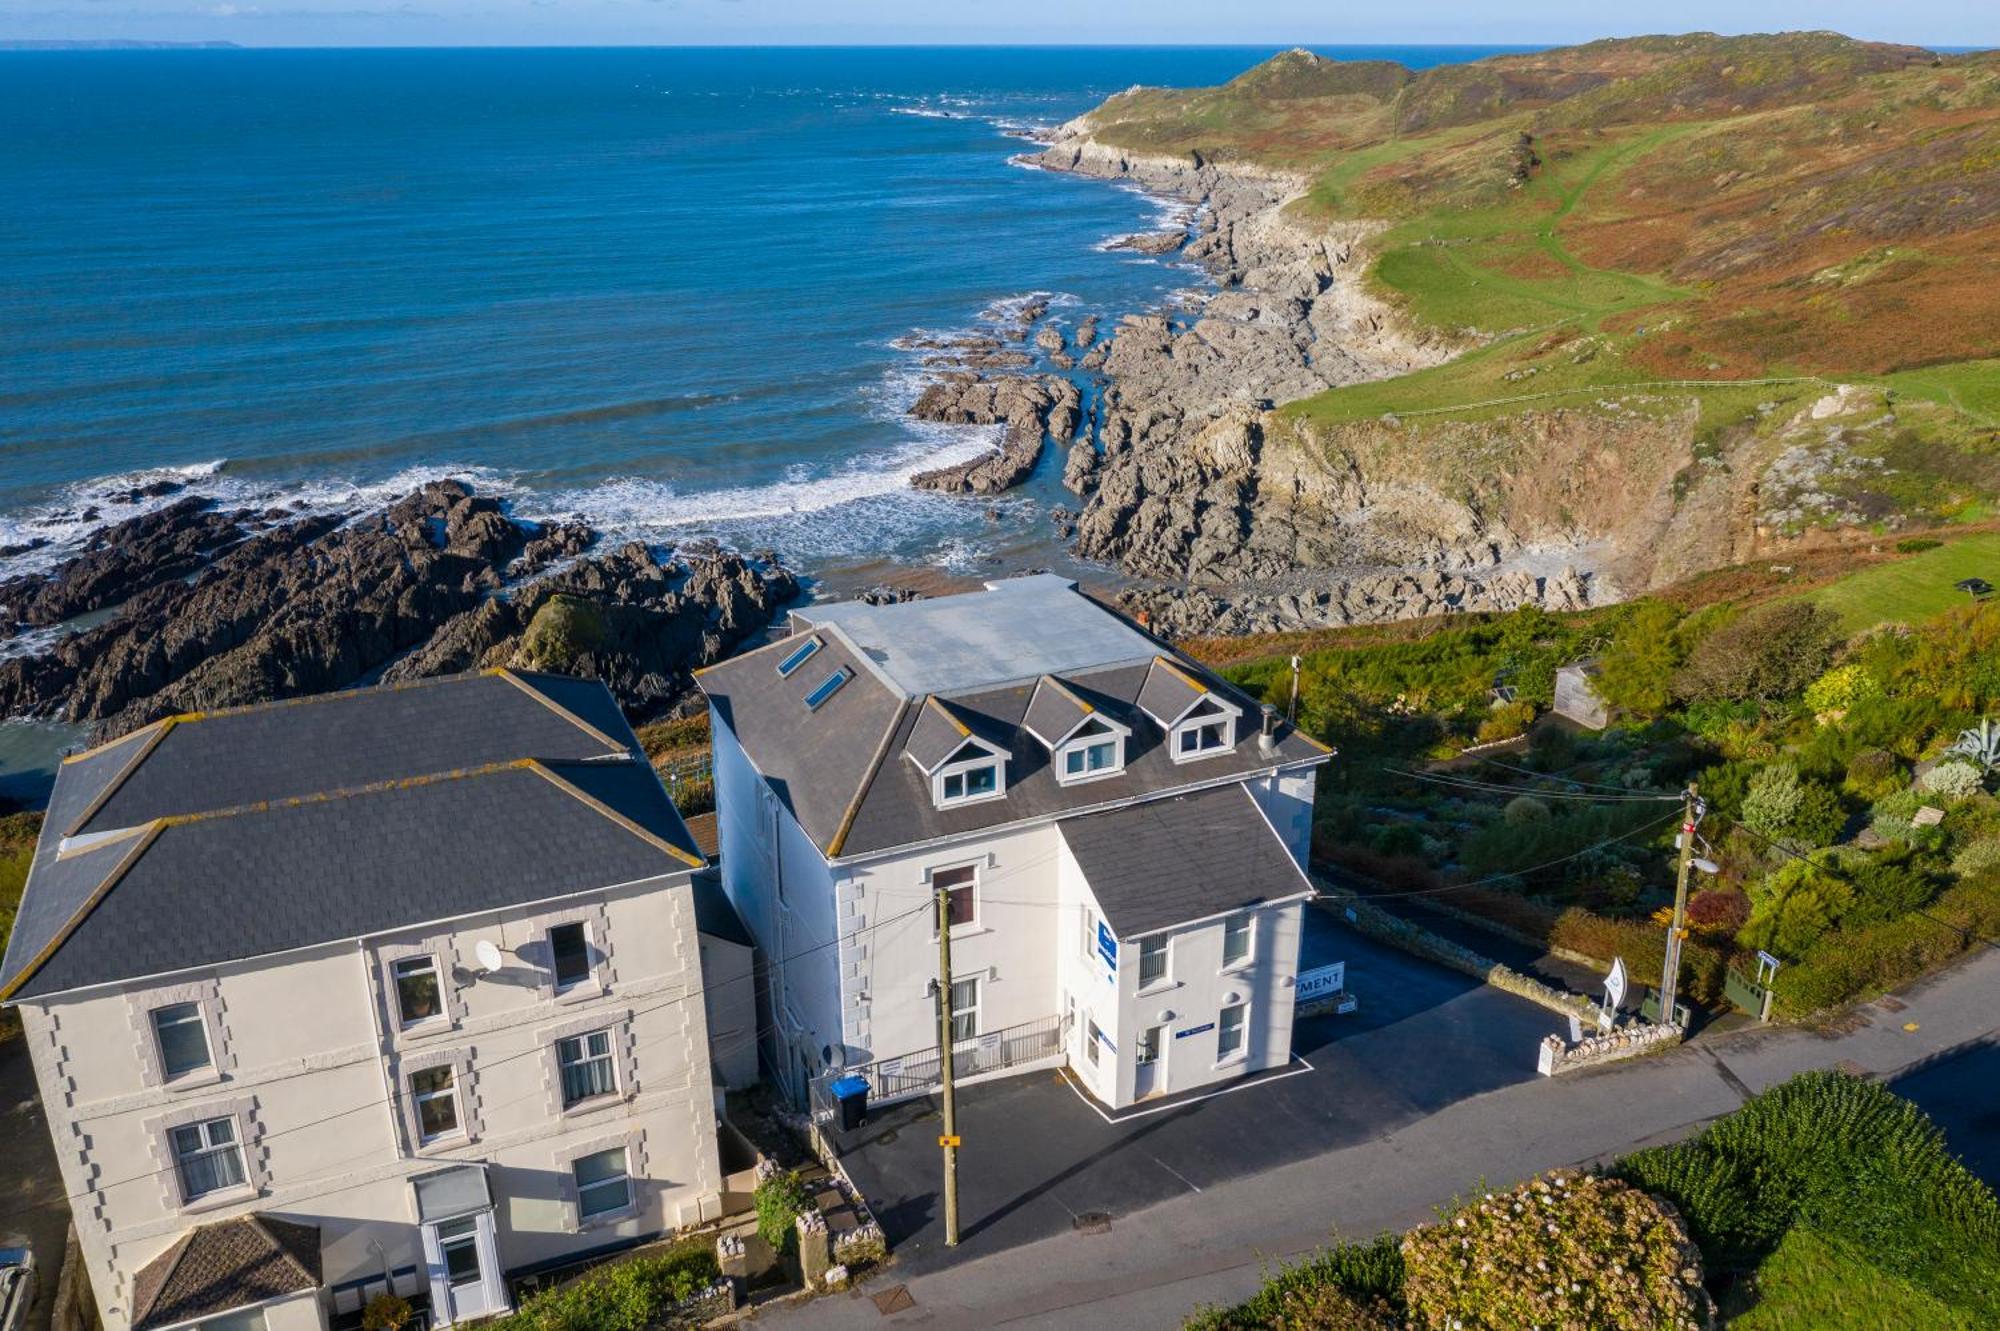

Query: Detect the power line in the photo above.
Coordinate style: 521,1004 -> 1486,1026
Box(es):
1467,753 -> 1669,796
1386,767 -> 1683,802
1321,806 -> 1683,902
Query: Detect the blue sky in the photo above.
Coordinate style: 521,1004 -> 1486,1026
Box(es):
1,0 -> 1992,48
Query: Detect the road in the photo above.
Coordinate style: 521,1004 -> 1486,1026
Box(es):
0,1037 -> 68,1331
770,944 -> 2000,1329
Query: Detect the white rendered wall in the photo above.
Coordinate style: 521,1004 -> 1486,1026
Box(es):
1248,766 -> 1319,869
19,874 -> 720,1331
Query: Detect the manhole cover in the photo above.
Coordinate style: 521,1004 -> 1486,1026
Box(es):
872,1285 -> 916,1315
1073,1211 -> 1113,1234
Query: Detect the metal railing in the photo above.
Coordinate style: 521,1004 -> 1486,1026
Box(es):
810,1013 -> 1068,1132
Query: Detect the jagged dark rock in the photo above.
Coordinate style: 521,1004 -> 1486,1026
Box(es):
0,482 -> 798,737
0,497 -> 256,632
908,375 -> 1082,495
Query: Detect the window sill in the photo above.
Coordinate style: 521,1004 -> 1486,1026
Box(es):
1054,769 -> 1125,788
575,1199 -> 641,1233
1213,1052 -> 1249,1070
395,1018 -> 458,1042
179,1183 -> 259,1216
160,1068 -> 226,1095
415,1132 -> 472,1157
1136,979 -> 1180,998
1218,959 -> 1256,978
552,981 -> 609,1007
560,1090 -> 634,1118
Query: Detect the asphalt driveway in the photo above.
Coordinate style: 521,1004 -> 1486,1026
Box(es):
836,904 -> 1568,1272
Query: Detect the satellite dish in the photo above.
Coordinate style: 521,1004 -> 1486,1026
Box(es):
474,940 -> 504,973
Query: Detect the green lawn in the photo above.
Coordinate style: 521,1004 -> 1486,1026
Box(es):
1805,533 -> 2000,633
1724,1227 -> 1985,1331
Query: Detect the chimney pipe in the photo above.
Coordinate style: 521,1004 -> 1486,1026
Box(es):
1258,703 -> 1279,754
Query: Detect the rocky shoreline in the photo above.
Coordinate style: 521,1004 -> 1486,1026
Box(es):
894,113 -> 1625,635
0,482 -> 796,741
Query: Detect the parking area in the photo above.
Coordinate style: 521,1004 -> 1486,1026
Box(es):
834,904 -> 1568,1272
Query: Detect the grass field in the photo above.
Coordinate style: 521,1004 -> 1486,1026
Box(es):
1805,533 -> 2000,633
1722,1227 -> 1986,1331
0,813 -> 39,1042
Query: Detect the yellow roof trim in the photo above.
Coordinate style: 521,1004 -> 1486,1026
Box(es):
62,718 -> 178,837
828,698 -> 914,859
924,695 -> 971,737
1154,655 -> 1211,693
0,820 -> 164,1002
526,760 -> 706,869
1038,674 -> 1096,715
490,668 -> 627,751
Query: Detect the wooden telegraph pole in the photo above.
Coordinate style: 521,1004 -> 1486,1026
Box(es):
1658,783 -> 1700,1027
935,881 -> 962,1246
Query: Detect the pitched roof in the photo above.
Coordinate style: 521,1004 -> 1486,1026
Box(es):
905,696 -> 981,774
1022,674 -> 1097,748
2,673 -> 702,1002
789,574 -> 1160,696
1136,655 -> 1230,729
130,1215 -> 321,1331
1058,784 -> 1314,938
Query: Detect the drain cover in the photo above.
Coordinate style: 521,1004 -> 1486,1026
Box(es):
872,1285 -> 916,1315
1073,1211 -> 1113,1234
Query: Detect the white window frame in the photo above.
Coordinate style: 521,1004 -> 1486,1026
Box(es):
932,741 -> 1007,809
409,1064 -> 465,1145
145,1097 -> 267,1214
1084,1016 -> 1103,1066
949,976 -> 981,1045
528,902 -> 614,1004
392,953 -> 449,1029
170,1116 -> 248,1204
150,1001 -> 214,1081
556,1130 -> 646,1231
1137,935 -> 1170,990
1168,695 -> 1240,765
1217,1001 -> 1248,1063
1221,913 -> 1255,970
926,859 -> 983,939
126,977 -> 232,1091
573,1145 -> 632,1221
556,1029 -> 621,1109
1053,714 -> 1129,786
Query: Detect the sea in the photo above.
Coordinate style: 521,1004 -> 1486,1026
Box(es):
0,45 -> 1523,580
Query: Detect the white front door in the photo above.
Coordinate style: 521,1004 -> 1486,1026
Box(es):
423,1210 -> 507,1325
1133,1025 -> 1164,1100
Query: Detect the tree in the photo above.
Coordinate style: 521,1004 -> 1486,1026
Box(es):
1675,601 -> 1841,703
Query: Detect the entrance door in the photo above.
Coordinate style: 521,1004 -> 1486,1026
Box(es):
1133,1025 -> 1164,1100
423,1211 -> 505,1325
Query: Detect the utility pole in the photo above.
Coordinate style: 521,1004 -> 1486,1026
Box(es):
1287,655 -> 1301,725
1659,782 -> 1700,1028
934,882 -> 962,1247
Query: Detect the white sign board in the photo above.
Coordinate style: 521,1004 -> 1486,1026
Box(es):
1604,956 -> 1628,1011
1297,962 -> 1346,1002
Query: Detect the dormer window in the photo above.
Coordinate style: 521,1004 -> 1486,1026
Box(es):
1057,717 -> 1125,784
935,741 -> 1006,807
776,636 -> 822,678
1171,697 -> 1239,763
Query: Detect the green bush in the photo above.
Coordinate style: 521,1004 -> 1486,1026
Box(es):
1475,699 -> 1537,744
1842,748 -> 1905,801
1952,837 -> 2000,879
515,594 -> 610,672
1739,853 -> 1853,958
1741,764 -> 1845,849
1401,1173 -> 1712,1331
491,1242 -> 719,1331
1840,848 -> 1942,927
1895,537 -> 1944,554
1185,1236 -> 1405,1330
1675,601 -> 1840,704
1551,907 -> 1726,1005
1614,1071 -> 2000,1314
1919,759 -> 1986,804
754,1169 -> 811,1253
1593,599 -> 1688,718
1804,663 -> 1884,716
1869,789 -> 1949,850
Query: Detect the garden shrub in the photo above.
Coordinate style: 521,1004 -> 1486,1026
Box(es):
1952,837 -> 2000,879
754,1169 -> 811,1253
1502,794 -> 1551,825
1918,759 -> 1985,803
490,1242 -> 719,1331
1593,599 -> 1688,718
1739,764 -> 1845,848
1674,601 -> 1839,704
1184,1236 -> 1405,1330
1869,789 -> 1949,850
1550,908 -> 1726,1005
1839,848 -> 1941,927
1371,823 -> 1424,857
1475,699 -> 1536,744
1895,537 -> 1943,553
1803,663 -> 1883,717
1400,1173 -> 1712,1331
1842,747 -> 1904,801
1614,1072 -> 2000,1311
1686,889 -> 1749,938
1738,854 -> 1853,958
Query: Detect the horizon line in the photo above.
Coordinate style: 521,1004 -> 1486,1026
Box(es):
3,38 -> 1991,52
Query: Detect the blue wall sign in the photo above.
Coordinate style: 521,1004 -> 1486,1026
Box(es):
1174,1022 -> 1216,1040
1096,922 -> 1118,972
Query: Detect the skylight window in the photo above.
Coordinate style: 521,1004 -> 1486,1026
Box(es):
776,636 -> 822,678
804,667 -> 851,710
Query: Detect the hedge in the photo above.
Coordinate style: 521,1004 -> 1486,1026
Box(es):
1184,1235 -> 1404,1330
488,1241 -> 719,1331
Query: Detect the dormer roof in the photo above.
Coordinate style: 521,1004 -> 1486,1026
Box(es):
1022,673 -> 1132,750
905,696 -> 1007,774
1137,655 -> 1242,730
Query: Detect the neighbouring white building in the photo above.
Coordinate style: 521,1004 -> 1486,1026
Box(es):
0,670 -> 754,1331
697,575 -> 1333,1113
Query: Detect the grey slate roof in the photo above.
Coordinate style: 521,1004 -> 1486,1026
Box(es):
1136,655 -> 1223,729
131,1215 -> 321,1331
904,697 -> 983,774
67,670 -> 626,839
791,574 -> 1160,696
1,672 -> 701,1002
699,576 -> 1332,861
1058,784 -> 1314,938
1022,675 -> 1095,747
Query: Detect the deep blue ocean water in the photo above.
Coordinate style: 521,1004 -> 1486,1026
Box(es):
0,46 -> 1518,578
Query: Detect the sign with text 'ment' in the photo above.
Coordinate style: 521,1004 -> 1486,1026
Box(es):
1296,961 -> 1345,1002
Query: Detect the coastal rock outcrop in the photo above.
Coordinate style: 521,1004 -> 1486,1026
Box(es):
0,482 -> 798,737
909,375 -> 1082,495
0,496 -> 256,632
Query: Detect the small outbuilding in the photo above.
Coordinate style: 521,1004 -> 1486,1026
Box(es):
1553,659 -> 1610,729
